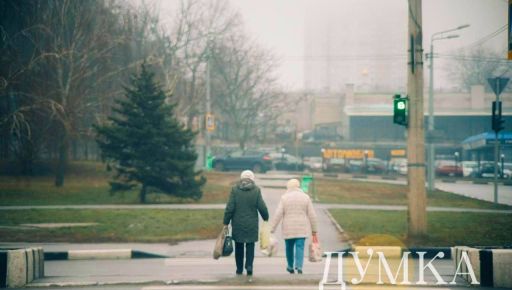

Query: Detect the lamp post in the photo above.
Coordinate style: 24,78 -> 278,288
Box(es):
426,24 -> 470,192
363,150 -> 369,174
500,153 -> 505,179
454,152 -> 460,177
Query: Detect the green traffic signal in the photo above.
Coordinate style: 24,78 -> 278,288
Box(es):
393,95 -> 408,127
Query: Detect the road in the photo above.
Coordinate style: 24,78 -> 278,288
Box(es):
436,182 -> 512,206
16,286 -> 495,290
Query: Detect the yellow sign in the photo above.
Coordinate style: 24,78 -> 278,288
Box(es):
390,149 -> 406,157
322,149 -> 374,159
206,114 -> 215,131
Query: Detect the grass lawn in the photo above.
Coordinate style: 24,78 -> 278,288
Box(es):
0,161 -> 237,205
315,178 -> 511,210
0,209 -> 224,243
329,209 -> 512,247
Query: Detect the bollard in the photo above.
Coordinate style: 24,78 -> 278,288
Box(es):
301,175 -> 313,194
206,154 -> 214,171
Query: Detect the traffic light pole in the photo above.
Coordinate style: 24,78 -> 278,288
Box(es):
407,0 -> 427,237
493,80 -> 500,204
205,50 -> 211,169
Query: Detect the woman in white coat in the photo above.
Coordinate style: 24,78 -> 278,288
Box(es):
270,179 -> 318,274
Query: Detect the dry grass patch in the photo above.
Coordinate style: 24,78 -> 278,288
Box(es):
315,178 -> 511,210
329,209 -> 512,247
0,162 -> 237,205
0,209 -> 224,243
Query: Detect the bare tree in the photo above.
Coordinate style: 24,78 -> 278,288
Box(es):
0,0 -> 174,183
171,0 -> 241,127
446,47 -> 512,92
211,31 -> 283,149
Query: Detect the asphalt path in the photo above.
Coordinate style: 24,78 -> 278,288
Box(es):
16,286 -> 492,290
436,182 -> 512,206
16,286 -> 493,290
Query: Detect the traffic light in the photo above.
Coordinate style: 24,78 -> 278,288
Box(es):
492,101 -> 505,132
393,95 -> 408,127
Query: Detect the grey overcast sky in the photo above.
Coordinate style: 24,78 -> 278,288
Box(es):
154,0 -> 508,90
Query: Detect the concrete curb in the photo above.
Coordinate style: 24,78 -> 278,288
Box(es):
322,208 -> 352,250
26,280 -> 182,288
0,247 -> 44,288
452,246 -> 512,288
44,249 -> 168,261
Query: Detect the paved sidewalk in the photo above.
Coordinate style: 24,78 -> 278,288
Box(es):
2,203 -> 510,214
30,256 -> 464,287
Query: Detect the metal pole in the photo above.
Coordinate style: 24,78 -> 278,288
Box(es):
427,42 -> 435,192
205,51 -> 211,168
494,79 -> 500,203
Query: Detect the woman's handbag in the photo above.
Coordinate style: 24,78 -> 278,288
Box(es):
222,230 -> 234,256
308,234 -> 322,262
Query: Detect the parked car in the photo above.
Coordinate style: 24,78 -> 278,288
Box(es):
347,159 -> 363,173
388,158 -> 406,175
269,153 -> 305,171
435,160 -> 463,177
363,158 -> 387,174
471,163 -> 510,179
323,158 -> 347,172
462,161 -> 478,177
212,150 -> 272,173
303,157 -> 323,172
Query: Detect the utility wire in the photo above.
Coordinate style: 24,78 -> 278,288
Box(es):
457,24 -> 507,51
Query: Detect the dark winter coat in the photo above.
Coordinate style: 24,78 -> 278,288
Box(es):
223,178 -> 269,243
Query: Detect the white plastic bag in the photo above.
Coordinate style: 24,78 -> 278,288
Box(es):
261,234 -> 279,257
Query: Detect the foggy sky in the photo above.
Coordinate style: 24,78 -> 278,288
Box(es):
155,0 -> 508,91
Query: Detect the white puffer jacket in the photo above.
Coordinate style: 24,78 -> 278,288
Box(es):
270,189 -> 318,239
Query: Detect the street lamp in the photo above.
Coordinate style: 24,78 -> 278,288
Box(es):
363,150 -> 369,174
454,152 -> 460,176
426,24 -> 470,191
500,153 -> 505,179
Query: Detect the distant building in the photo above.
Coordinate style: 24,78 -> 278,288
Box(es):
293,84 -> 512,161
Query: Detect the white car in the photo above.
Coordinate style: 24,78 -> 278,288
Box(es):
304,157 -> 323,172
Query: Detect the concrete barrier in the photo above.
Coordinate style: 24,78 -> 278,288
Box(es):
492,249 -> 512,288
68,249 -> 132,260
452,246 -> 512,288
0,247 -> 44,288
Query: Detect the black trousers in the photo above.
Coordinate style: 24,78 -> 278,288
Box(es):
235,242 -> 255,274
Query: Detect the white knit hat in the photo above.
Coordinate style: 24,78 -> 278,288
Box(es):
241,170 -> 255,181
286,179 -> 301,191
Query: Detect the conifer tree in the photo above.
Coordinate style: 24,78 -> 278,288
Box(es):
95,64 -> 205,203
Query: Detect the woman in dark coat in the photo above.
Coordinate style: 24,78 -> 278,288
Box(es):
223,170 -> 269,280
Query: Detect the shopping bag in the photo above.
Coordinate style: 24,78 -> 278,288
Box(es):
261,234 -> 279,257
213,226 -> 228,259
308,234 -> 322,262
269,234 -> 279,256
222,233 -> 234,256
259,221 -> 270,250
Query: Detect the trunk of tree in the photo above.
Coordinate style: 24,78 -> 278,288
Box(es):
139,183 -> 147,204
54,134 -> 68,187
84,139 -> 89,160
72,138 -> 78,160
